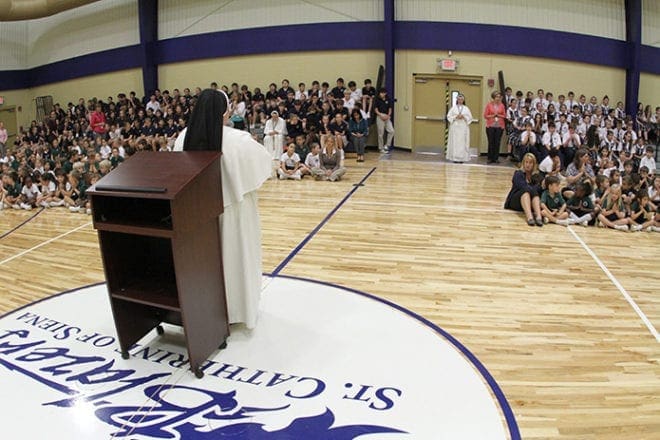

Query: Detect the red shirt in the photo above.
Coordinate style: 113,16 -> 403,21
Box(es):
90,111 -> 107,134
483,101 -> 506,128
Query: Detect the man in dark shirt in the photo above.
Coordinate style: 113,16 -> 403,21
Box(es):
330,77 -> 346,100
374,88 -> 395,153
278,79 -> 295,101
141,118 -> 157,137
286,114 -> 304,142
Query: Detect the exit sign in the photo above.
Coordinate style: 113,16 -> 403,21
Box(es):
439,59 -> 457,71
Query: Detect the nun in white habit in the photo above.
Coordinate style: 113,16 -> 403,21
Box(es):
446,94 -> 474,163
174,89 -> 271,329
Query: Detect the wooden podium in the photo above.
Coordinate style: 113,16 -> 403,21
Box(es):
87,151 -> 228,378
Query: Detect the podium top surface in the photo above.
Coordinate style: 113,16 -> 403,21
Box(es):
88,151 -> 221,199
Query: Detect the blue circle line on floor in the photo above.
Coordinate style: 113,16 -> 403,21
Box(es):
0,273 -> 520,440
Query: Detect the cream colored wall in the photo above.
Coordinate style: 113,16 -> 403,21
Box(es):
159,51 -> 384,95
394,50 -> 626,149
4,50 -> 647,151
639,73 -> 660,109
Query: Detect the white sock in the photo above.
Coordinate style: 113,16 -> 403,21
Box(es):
577,214 -> 592,224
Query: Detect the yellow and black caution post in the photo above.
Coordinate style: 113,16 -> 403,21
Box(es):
444,80 -> 450,149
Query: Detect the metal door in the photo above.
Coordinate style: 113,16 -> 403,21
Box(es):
412,77 -> 446,152
412,75 -> 483,154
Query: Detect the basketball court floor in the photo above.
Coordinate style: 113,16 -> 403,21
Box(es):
0,151 -> 658,439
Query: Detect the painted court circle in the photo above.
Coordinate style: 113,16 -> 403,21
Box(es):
0,275 -> 518,439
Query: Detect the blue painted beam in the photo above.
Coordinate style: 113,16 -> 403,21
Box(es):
138,0 -> 158,98
384,0 -> 394,97
624,0 -> 641,120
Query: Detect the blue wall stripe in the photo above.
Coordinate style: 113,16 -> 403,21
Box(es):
1,22 -> 658,92
639,45 -> 660,74
0,45 -> 142,90
395,21 -> 631,70
30,45 -> 143,87
157,22 -> 384,65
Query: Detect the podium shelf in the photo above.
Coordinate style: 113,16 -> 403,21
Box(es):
94,220 -> 175,238
111,280 -> 180,312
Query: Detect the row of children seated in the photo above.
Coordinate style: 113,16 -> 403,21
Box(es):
505,149 -> 659,232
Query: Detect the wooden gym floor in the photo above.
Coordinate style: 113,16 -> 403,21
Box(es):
0,151 -> 658,439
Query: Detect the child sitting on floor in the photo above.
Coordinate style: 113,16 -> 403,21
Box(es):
540,175 -> 569,225
629,189 -> 659,232
566,181 -> 600,227
597,184 -> 638,231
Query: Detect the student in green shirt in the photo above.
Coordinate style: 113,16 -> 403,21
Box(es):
540,176 -> 569,225
566,181 -> 600,227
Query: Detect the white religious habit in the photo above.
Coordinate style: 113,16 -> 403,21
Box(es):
174,126 -> 271,329
263,116 -> 286,160
446,103 -> 474,162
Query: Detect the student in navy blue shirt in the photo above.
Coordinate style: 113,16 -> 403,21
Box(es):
330,78 -> 346,100
278,79 -> 295,101
286,113 -> 304,143
140,118 -> 157,137
328,113 -> 349,149
504,152 -> 544,226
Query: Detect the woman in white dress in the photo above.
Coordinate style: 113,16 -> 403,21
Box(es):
173,89 -> 271,329
446,94 -> 473,163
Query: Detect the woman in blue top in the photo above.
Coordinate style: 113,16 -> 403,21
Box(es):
348,109 -> 369,162
504,152 -> 544,226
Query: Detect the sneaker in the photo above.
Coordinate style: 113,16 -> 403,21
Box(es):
50,200 -> 65,207
644,226 -> 654,232
543,217 -> 549,224
527,218 -> 535,226
535,217 -> 543,227
69,206 -> 82,213
651,226 -> 660,232
614,224 -> 629,231
86,208 -> 92,215
581,221 -> 589,227
556,219 -> 569,226
20,203 -> 32,210
12,204 -> 21,210
293,174 -> 301,180
630,224 -> 643,232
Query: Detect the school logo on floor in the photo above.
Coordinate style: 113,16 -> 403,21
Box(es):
0,276 -> 518,439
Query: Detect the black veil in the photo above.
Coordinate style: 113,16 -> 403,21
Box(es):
183,88 -> 227,151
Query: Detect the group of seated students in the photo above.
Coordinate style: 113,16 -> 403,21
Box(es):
505,149 -> 659,232
503,87 -> 659,232
502,88 -> 659,167
0,77 -> 392,211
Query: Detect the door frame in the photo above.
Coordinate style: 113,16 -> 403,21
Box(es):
412,73 -> 483,153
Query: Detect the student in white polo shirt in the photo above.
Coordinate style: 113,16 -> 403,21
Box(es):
278,143 -> 302,180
